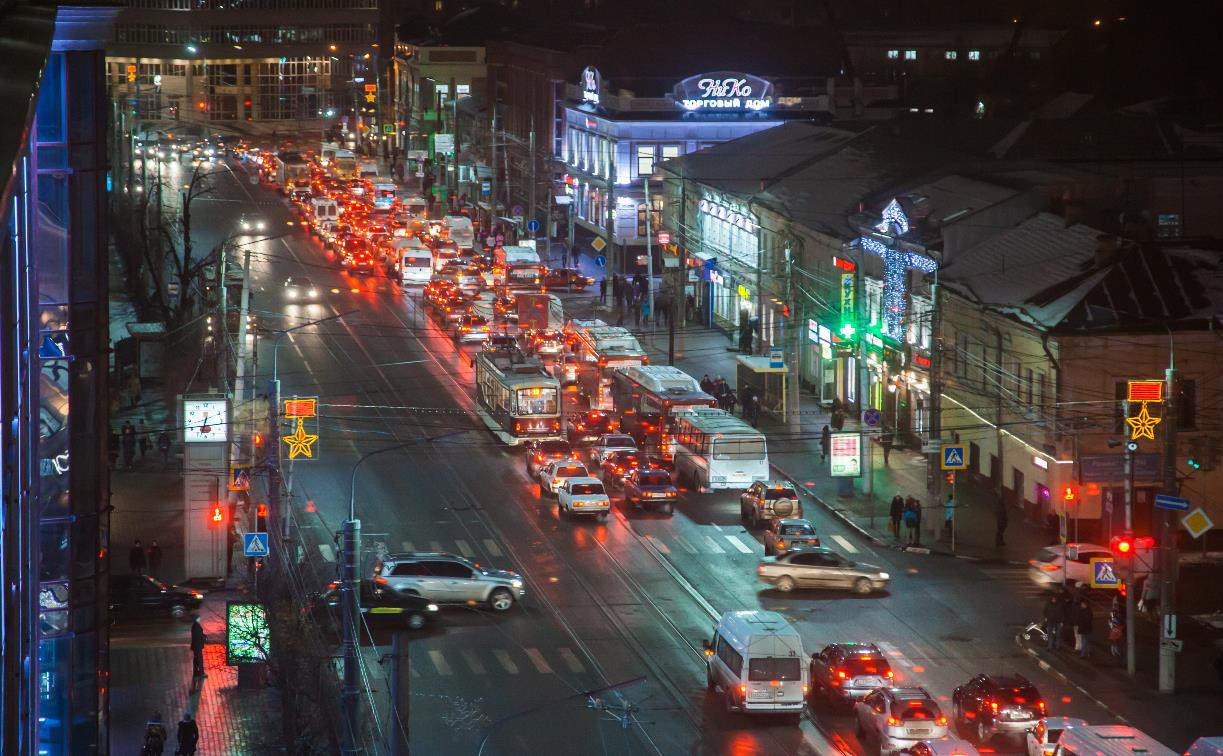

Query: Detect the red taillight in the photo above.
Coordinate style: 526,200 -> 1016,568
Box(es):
738,684 -> 746,696
777,540 -> 786,549
374,576 -> 388,585
887,716 -> 899,726
885,670 -> 894,679
989,701 -> 999,714
837,670 -> 847,679
1037,700 -> 1046,713
936,715 -> 948,726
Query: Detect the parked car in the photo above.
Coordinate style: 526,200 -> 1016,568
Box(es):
855,687 -> 949,754
740,481 -> 802,526
621,467 -> 678,513
757,548 -> 890,594
566,411 -> 618,444
764,518 -> 820,556
372,552 -> 524,612
1025,717 -> 1088,756
557,477 -> 611,519
307,580 -> 439,632
110,574 -> 204,619
808,642 -> 894,705
952,674 -> 1046,745
1027,543 -> 1112,588
538,459 -> 590,494
525,439 -> 578,478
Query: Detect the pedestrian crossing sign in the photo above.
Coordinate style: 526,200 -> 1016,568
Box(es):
940,444 -> 968,470
1090,557 -> 1119,589
243,532 -> 270,558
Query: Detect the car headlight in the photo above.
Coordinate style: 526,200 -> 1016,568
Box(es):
878,572 -> 889,580
426,603 -> 439,612
510,579 -> 523,588
308,289 -> 318,297
286,289 -> 296,298
242,222 -> 251,230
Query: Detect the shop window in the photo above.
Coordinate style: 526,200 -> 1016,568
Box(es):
636,144 -> 656,177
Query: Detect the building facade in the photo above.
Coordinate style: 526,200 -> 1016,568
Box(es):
1,2 -> 118,752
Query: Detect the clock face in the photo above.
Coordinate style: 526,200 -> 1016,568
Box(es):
183,399 -> 228,443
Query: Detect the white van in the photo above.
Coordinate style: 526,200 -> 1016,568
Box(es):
310,197 -> 339,222
1052,725 -> 1177,756
444,215 -> 475,249
703,610 -> 806,717
395,238 -> 432,285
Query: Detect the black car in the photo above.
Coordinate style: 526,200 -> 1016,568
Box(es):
525,439 -> 578,477
566,410 -> 618,444
308,580 -> 440,632
618,411 -> 663,450
110,574 -> 205,619
621,467 -> 678,513
952,673 -> 1046,744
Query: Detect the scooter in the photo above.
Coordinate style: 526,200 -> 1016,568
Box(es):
1021,620 -> 1048,644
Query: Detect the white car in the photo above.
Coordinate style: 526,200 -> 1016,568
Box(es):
1027,543 -> 1112,588
557,477 -> 610,519
899,739 -> 981,756
239,213 -> 266,233
1025,717 -> 1088,756
855,687 -> 949,754
538,459 -> 589,495
587,434 -> 637,465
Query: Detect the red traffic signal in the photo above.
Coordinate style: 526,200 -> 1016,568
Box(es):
252,432 -> 263,447
197,100 -> 207,111
945,472 -> 956,485
1111,534 -> 1155,557
1063,486 -> 1077,503
210,505 -> 224,525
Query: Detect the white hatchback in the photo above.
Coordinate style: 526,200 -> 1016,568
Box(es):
557,477 -> 610,519
1028,543 -> 1112,587
538,459 -> 589,494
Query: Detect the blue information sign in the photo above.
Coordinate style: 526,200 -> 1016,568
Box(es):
526,219 -> 540,233
243,532 -> 270,558
594,255 -> 606,268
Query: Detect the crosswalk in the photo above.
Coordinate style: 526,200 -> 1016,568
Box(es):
976,563 -> 1053,601
410,643 -> 590,680
389,531 -> 789,562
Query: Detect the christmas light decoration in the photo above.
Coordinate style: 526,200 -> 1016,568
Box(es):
857,198 -> 937,340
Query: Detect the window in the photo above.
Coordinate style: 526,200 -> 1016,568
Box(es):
748,657 -> 802,681
904,50 -> 918,60
945,50 -> 958,60
390,562 -> 428,576
636,144 -> 656,177
1178,378 -> 1197,429
968,50 -> 981,61
660,144 -> 680,162
1024,368 -> 1034,404
886,49 -> 899,60
427,561 -> 473,579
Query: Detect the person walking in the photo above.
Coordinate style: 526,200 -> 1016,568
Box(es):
175,711 -> 199,755
699,374 -> 714,395
1139,576 -> 1159,617
641,298 -> 651,326
138,431 -> 150,461
599,276 -> 607,304
143,712 -> 167,755
1072,598 -> 1093,659
880,432 -> 893,466
148,540 -> 163,576
889,494 -> 904,538
745,387 -> 760,426
1043,593 -> 1065,651
723,389 -> 737,415
190,615 -> 207,677
902,498 -> 919,545
994,502 -> 1009,547
820,424 -> 832,462
942,493 -> 955,538
121,421 -> 137,469
157,430 -> 172,469
1108,606 -> 1124,659
129,539 -> 147,575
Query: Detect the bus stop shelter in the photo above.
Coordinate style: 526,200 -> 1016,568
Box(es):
736,355 -> 787,418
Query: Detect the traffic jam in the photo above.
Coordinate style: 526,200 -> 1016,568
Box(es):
240,144 -> 1197,756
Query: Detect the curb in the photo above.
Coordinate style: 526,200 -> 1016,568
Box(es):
1012,633 -> 1131,725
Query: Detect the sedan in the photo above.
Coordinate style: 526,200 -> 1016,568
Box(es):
525,439 -> 578,478
284,276 -> 319,301
308,580 -> 439,632
453,314 -> 491,343
110,574 -> 204,620
557,477 -> 611,519
588,433 -> 637,465
757,548 -> 890,594
764,518 -> 820,556
566,411 -> 618,445
1027,543 -> 1112,588
539,459 -> 590,494
543,267 -> 593,290
621,467 -> 678,513
238,213 -> 266,233
856,687 -> 949,755
598,450 -> 642,487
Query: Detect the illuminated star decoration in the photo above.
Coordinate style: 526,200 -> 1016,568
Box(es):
1126,402 -> 1161,441
283,418 -> 318,459
855,199 -> 937,341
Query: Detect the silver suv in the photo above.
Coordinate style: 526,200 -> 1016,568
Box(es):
373,552 -> 525,612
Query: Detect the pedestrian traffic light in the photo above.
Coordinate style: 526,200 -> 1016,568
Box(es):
1063,486 -> 1077,504
210,504 -> 224,526
945,472 -> 955,485
252,432 -> 263,447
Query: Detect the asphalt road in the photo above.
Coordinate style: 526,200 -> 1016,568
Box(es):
194,155 -> 1141,755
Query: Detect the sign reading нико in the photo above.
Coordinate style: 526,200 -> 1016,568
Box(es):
674,72 -> 774,111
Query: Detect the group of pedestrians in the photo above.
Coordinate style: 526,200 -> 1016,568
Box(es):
1041,586 -> 1102,660
128,538 -> 164,575
698,374 -> 761,426
109,422 -> 173,471
142,710 -> 198,755
885,493 -> 926,545
608,274 -> 672,328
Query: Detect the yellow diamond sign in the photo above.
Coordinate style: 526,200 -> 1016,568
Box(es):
1182,507 -> 1214,539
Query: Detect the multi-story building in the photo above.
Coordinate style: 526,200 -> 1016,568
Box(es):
390,41 -> 486,152
1,1 -> 118,752
106,0 -> 393,136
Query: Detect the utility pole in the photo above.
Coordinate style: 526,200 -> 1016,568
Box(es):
925,264 -> 944,535
1123,430 -> 1137,676
785,241 -> 800,434
857,252 -> 873,498
528,114 -> 536,240
1158,352 -> 1178,692
644,177 -> 655,337
489,102 -> 498,225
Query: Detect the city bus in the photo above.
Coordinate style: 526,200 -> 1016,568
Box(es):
609,365 -> 717,453
573,326 -> 647,410
474,346 -> 562,445
1052,725 -> 1177,756
372,181 -> 397,210
670,407 -> 769,491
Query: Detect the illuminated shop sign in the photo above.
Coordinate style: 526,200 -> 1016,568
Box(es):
674,71 -> 773,112
580,66 -> 601,104
698,197 -> 757,235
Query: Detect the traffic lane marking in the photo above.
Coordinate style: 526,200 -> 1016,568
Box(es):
831,534 -> 859,554
724,535 -> 754,554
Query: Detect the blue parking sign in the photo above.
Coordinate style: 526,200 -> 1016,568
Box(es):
1090,557 -> 1119,589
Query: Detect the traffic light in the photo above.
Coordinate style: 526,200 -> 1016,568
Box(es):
210,504 -> 224,527
1111,534 -> 1133,556
1063,486 -> 1077,504
256,502 -> 268,533
252,432 -> 263,447
945,472 -> 956,485
197,100 -> 207,111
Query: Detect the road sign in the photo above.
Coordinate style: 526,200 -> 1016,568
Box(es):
657,231 -> 671,245
383,124 -> 395,134
594,254 -> 606,268
1160,638 -> 1184,653
243,532 -> 270,558
862,408 -> 881,428
940,444 -> 968,470
511,205 -> 524,218
1183,507 -> 1214,539
1089,557 -> 1119,589
590,237 -> 607,252
1154,494 -> 1190,511
229,466 -> 251,491
768,347 -> 784,369
1163,613 -> 1177,639
526,218 -> 540,233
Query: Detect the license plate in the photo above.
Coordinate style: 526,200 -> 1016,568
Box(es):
1012,711 -> 1032,720
907,728 -> 931,736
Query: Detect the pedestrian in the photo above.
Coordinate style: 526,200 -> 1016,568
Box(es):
880,432 -> 893,466
143,711 -> 167,756
745,387 -> 760,426
1043,593 -> 1065,651
1108,607 -> 1124,659
121,420 -> 136,468
1072,598 -> 1093,659
820,424 -> 832,461
831,408 -> 845,431
699,374 -> 714,395
139,431 -> 150,461
723,389 -> 737,415
712,376 -> 727,399
641,298 -> 651,326
889,494 -> 904,538
148,539 -> 163,576
942,493 -> 955,537
157,430 -> 172,469
572,246 -> 581,267
902,498 -> 919,545
129,539 -> 147,575
175,711 -> 199,755
108,429 -> 120,470
633,296 -> 642,326
190,615 -> 207,677
994,502 -> 1009,547
599,276 -> 607,304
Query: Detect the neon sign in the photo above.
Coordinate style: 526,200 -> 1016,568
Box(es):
674,71 -> 773,112
698,197 -> 757,235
